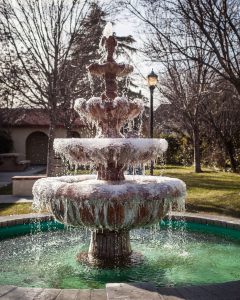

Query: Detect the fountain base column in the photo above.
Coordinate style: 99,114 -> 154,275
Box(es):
89,230 -> 132,258
77,230 -> 143,267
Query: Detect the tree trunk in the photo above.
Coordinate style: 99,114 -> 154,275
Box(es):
66,127 -> 72,138
193,125 -> 202,173
224,140 -> 238,173
46,121 -> 56,177
234,82 -> 240,98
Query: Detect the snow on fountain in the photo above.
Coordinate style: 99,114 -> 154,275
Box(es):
33,23 -> 186,267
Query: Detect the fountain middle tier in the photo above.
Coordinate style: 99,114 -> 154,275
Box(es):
54,138 -> 168,169
74,97 -> 144,137
33,174 -> 186,230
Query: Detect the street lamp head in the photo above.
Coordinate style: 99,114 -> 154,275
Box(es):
147,69 -> 158,89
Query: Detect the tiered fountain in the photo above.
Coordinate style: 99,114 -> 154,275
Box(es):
33,23 -> 186,267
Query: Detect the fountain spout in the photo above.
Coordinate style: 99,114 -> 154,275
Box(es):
101,34 -> 117,63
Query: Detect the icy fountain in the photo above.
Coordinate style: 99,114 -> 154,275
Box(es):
33,23 -> 186,267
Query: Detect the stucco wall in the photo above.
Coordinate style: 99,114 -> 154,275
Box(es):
10,127 -> 86,161
11,128 -> 48,160
12,175 -> 46,196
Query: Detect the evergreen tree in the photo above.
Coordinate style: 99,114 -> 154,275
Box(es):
58,2 -> 107,136
58,2 -> 143,136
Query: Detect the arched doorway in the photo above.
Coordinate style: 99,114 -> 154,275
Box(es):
26,131 -> 48,165
68,131 -> 80,138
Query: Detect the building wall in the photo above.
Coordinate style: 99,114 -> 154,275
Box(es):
10,127 -> 86,161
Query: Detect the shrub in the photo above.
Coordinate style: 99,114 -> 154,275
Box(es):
0,130 -> 13,153
160,133 -> 193,165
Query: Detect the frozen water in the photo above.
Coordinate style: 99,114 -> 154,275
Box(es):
33,174 -> 186,231
54,138 -> 168,167
74,96 -> 144,137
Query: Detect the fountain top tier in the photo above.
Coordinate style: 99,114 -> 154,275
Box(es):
72,23 -> 144,141
56,23 -> 163,180
88,22 -> 133,100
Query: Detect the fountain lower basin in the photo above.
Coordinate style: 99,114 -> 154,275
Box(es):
33,174 -> 186,265
33,175 -> 186,230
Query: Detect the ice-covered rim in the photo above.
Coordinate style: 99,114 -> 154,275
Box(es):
54,138 -> 168,166
32,174 -> 186,230
54,138 -> 168,151
74,97 -> 145,138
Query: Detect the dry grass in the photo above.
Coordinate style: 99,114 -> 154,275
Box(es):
152,165 -> 240,217
0,203 -> 34,216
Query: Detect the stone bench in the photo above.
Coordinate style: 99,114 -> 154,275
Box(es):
0,153 -> 30,171
12,175 -> 46,196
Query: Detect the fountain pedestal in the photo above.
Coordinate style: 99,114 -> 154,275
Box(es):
97,163 -> 125,181
90,230 -> 131,258
78,230 -> 145,267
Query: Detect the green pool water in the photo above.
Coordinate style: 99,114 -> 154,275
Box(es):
0,220 -> 240,289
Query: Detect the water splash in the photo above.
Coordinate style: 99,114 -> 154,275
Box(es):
102,22 -> 113,38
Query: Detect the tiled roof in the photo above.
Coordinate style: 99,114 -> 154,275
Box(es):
0,108 -> 85,127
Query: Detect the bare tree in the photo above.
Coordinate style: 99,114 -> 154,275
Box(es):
124,0 -> 240,96
203,79 -> 240,172
159,57 -> 215,172
0,0 -> 90,175
123,0 -> 215,171
122,0 -> 240,171
176,0 -> 240,95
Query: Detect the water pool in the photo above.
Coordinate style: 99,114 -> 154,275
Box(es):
0,220 -> 240,289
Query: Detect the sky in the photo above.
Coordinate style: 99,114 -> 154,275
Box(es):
112,16 -> 166,110
101,0 -> 169,109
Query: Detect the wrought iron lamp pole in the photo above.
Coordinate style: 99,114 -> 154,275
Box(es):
147,69 -> 158,175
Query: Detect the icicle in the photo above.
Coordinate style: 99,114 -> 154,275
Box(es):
87,71 -> 94,96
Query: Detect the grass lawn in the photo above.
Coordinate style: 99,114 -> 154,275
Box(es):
151,165 -> 240,217
0,165 -> 239,217
0,203 -> 34,216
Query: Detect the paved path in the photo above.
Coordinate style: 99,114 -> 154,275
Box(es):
1,281 -> 240,299
0,195 -> 32,203
0,286 -> 107,300
107,282 -> 240,299
0,166 -> 46,187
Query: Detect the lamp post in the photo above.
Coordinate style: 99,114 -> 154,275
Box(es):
147,69 -> 158,175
